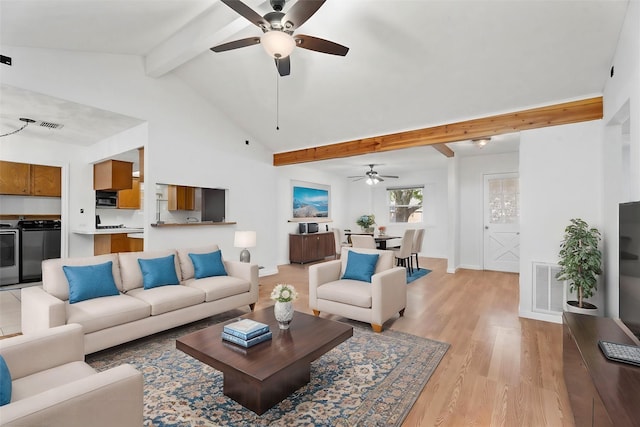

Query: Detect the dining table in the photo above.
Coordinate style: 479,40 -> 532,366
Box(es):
344,232 -> 401,250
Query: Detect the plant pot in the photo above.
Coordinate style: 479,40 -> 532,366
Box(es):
363,227 -> 374,233
565,300 -> 600,316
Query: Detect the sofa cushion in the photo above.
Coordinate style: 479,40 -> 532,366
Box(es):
341,251 -> 379,283
63,261 -> 120,304
317,280 -> 372,308
11,361 -> 96,402
118,250 -> 180,292
340,248 -> 394,277
189,250 -> 227,279
42,254 -> 122,301
183,276 -> 251,302
0,355 -> 10,406
176,245 -> 220,281
126,285 -> 205,316
66,294 -> 151,334
138,254 -> 180,289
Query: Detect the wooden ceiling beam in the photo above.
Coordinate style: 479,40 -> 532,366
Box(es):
273,96 -> 603,166
431,144 -> 455,158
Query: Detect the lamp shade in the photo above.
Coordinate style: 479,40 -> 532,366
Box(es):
234,231 -> 256,248
261,30 -> 295,58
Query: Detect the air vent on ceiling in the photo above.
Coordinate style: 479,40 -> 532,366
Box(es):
38,121 -> 64,130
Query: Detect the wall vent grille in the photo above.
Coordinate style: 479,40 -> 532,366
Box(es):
533,262 -> 564,314
38,121 -> 64,129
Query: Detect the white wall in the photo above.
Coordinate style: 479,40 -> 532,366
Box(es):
519,120 -> 604,323
1,46 -> 280,272
602,0 -> 640,318
275,164 -> 350,266
458,151 -> 520,270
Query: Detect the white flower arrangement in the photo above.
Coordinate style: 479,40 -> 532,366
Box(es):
270,283 -> 298,303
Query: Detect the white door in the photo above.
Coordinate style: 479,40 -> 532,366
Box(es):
483,173 -> 520,272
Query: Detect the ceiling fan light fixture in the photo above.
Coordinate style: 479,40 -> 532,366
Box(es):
261,30 -> 295,58
472,137 -> 491,148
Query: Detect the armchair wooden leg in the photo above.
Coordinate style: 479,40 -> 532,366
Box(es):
371,324 -> 383,333
312,310 -> 320,317
399,308 -> 405,317
249,303 -> 256,311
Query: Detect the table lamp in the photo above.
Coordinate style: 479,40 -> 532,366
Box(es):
234,231 -> 256,263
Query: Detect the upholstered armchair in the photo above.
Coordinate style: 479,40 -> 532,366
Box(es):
0,324 -> 143,427
309,247 -> 407,332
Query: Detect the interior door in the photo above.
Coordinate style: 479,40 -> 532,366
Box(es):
483,173 -> 520,272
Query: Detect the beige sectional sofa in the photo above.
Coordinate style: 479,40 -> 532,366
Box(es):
21,245 -> 259,354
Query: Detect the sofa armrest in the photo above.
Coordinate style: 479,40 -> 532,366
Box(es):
370,267 -> 407,326
224,260 -> 259,301
20,286 -> 66,334
0,364 -> 143,427
0,324 -> 84,380
308,260 -> 342,309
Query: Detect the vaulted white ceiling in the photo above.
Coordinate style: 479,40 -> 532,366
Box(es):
0,0 -> 629,175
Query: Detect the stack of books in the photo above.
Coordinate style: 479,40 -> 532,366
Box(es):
222,318 -> 272,348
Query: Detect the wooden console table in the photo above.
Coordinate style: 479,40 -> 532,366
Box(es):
289,232 -> 335,264
563,312 -> 640,426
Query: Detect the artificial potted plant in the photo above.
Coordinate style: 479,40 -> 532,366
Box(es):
556,218 -> 602,315
356,214 -> 376,233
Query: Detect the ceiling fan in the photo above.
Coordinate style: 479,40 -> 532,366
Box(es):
349,164 -> 399,185
210,0 -> 349,76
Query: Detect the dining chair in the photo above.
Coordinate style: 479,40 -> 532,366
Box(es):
331,228 -> 350,258
392,229 -> 416,274
411,228 -> 425,270
350,234 -> 377,249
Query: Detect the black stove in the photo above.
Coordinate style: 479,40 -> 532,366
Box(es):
18,220 -> 61,230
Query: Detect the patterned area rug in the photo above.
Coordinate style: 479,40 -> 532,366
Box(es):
87,314 -> 449,426
407,268 -> 431,283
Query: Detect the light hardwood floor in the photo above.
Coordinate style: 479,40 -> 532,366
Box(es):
258,257 -> 575,427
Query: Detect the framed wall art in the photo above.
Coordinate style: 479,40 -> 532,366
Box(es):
291,181 -> 330,220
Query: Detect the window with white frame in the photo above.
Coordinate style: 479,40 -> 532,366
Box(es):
387,186 -> 423,223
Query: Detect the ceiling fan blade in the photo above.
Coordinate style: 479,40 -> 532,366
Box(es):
282,0 -> 326,32
380,175 -> 399,179
351,177 -> 365,182
210,37 -> 260,52
294,34 -> 349,56
275,56 -> 291,76
221,0 -> 269,29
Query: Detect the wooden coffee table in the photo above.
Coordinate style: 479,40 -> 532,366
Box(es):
176,308 -> 353,414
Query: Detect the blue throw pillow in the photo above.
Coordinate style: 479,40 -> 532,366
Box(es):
63,261 -> 120,304
342,251 -> 380,283
0,355 -> 11,406
138,254 -> 180,289
189,250 -> 227,279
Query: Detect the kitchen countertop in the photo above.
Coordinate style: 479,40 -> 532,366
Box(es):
72,227 -> 144,235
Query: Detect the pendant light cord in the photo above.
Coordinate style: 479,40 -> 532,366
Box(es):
0,118 -> 35,138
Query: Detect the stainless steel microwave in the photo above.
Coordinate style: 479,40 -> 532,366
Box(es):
96,191 -> 117,208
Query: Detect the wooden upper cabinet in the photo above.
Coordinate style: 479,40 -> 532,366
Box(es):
117,177 -> 140,209
138,147 -> 144,183
0,161 -> 61,196
0,161 -> 30,195
168,185 -> 195,211
94,160 -> 133,191
30,165 -> 61,197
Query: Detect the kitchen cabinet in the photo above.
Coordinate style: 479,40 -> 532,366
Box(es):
94,160 -> 133,191
94,233 -> 142,255
168,185 -> 195,211
0,161 -> 30,195
30,165 -> 61,196
138,147 -> 144,183
0,161 -> 61,197
117,177 -> 140,209
289,232 -> 335,264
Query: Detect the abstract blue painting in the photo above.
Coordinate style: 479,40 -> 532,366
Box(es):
292,185 -> 329,218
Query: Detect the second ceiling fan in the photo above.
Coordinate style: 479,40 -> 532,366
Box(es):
349,164 -> 399,185
211,0 -> 349,76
